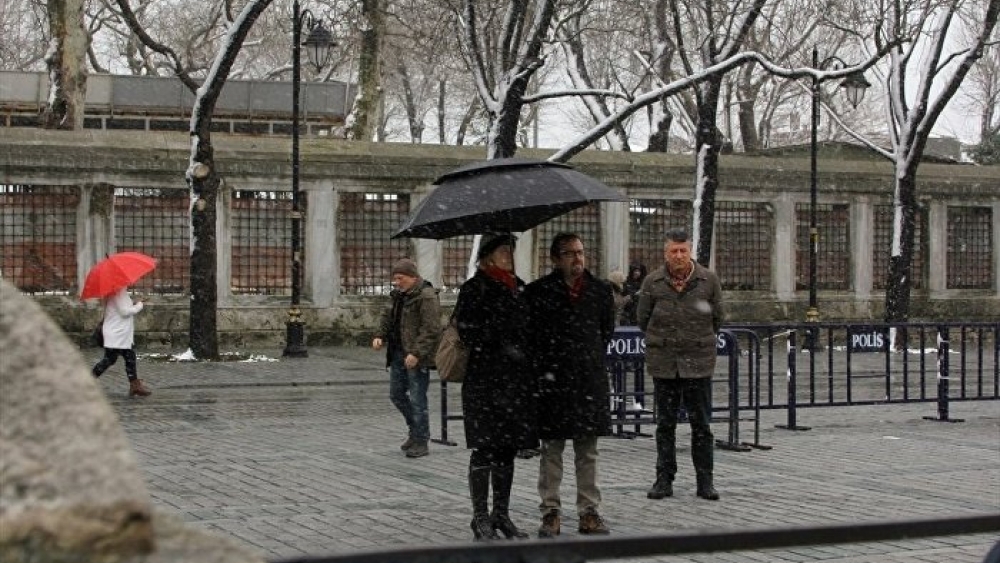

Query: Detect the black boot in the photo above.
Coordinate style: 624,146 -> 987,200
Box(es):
646,472 -> 673,499
696,474 -> 720,500
491,463 -> 529,539
469,465 -> 499,541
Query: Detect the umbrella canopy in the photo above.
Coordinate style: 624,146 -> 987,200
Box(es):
80,251 -> 157,300
392,157 -> 627,239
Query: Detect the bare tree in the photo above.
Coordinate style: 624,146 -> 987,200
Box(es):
42,0 -> 89,129
870,0 -> 1000,322
1,0 -> 48,70
456,0 -> 558,158
346,0 -> 385,140
115,0 -> 278,359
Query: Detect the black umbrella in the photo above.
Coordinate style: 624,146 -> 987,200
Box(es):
391,157 -> 627,239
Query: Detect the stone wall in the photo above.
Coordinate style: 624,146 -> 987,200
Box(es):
2,129 -> 998,350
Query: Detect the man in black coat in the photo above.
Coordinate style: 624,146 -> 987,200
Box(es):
524,232 -> 615,538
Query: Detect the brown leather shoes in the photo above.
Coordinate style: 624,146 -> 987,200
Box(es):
537,510 -> 560,538
578,509 -> 610,535
128,379 -> 151,397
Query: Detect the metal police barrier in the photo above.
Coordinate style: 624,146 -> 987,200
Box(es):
605,327 -> 755,451
728,321 -> 997,432
605,326 -> 651,438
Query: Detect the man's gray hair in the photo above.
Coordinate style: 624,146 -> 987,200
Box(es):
664,229 -> 689,243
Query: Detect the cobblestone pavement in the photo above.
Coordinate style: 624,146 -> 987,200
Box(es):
88,346 -> 1000,563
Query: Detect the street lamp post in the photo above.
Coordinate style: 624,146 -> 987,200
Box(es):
284,0 -> 333,358
806,46 -> 871,330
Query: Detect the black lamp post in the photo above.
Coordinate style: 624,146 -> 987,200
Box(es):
284,0 -> 333,358
806,46 -> 871,327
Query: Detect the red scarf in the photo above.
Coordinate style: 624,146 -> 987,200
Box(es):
568,275 -> 585,303
668,261 -> 694,292
483,265 -> 517,291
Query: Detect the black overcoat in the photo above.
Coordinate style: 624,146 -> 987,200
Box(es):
455,269 -> 538,451
524,270 -> 615,439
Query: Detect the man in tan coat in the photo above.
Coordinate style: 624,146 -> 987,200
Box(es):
636,229 -> 724,500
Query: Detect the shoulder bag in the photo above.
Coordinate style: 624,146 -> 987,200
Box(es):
435,317 -> 467,383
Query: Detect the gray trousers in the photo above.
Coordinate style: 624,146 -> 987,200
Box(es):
537,436 -> 601,516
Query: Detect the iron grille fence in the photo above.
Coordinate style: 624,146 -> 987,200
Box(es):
338,192 -> 411,295
628,198 -> 690,269
114,187 -> 189,294
0,185 -> 79,294
873,204 -> 926,290
715,201 -> 772,290
947,206 -> 994,289
534,203 -> 603,276
795,203 -> 850,290
441,235 -> 475,294
231,190 -> 297,295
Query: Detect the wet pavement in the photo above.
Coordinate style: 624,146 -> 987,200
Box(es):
87,346 -> 1000,563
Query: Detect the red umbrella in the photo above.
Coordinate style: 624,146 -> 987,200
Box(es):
80,252 -> 157,300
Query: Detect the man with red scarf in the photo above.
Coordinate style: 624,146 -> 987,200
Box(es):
525,232 -> 615,538
637,228 -> 725,501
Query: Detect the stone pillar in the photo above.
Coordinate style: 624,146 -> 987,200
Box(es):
414,239 -> 441,288
602,200 -> 629,277
515,230 -> 535,282
994,202 -> 1000,298
78,184 -> 115,290
851,197 -> 873,300
928,201 -> 947,294
306,180 -> 337,307
772,194 -> 796,301
406,188 -> 442,288
216,181 -> 232,306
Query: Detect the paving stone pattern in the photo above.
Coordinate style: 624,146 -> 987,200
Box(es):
89,346 -> 1000,563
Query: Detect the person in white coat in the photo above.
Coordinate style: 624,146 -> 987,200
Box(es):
91,287 -> 151,397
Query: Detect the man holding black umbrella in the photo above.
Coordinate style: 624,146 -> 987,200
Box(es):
525,232 -> 615,537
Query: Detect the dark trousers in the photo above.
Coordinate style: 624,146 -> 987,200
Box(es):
652,377 -> 713,479
92,348 -> 138,380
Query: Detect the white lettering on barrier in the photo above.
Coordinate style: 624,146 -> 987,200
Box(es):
850,330 -> 886,352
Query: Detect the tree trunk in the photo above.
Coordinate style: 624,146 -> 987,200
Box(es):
437,79 -> 447,144
692,78 -> 723,266
883,165 -> 920,323
347,0 -> 383,141
487,76 -> 529,159
398,62 -> 423,142
646,103 -> 673,152
42,0 -> 88,130
188,122 -> 220,360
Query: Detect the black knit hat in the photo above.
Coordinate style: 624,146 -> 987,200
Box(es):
477,233 -> 517,260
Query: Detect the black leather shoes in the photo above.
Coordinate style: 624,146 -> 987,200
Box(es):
696,485 -> 720,500
647,476 -> 673,499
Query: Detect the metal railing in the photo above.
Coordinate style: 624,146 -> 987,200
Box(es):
434,321 -> 998,448
273,514 -> 1000,563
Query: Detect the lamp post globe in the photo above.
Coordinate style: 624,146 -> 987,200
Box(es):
284,1 -> 333,358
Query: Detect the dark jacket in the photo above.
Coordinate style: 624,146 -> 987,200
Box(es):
524,270 -> 615,439
375,279 -> 442,368
455,270 -> 537,450
636,262 -> 724,379
621,263 -> 647,326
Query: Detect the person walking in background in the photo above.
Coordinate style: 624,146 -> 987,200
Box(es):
525,232 -> 615,537
608,270 -> 629,326
91,287 -> 151,397
637,229 -> 724,501
620,262 -> 647,325
372,258 -> 441,459
454,233 -> 537,541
